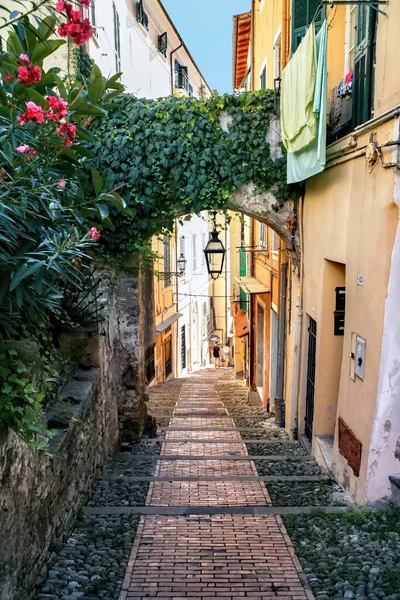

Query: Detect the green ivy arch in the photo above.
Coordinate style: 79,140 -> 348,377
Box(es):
92,90 -> 299,264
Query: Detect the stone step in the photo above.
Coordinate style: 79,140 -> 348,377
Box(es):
84,505 -> 351,516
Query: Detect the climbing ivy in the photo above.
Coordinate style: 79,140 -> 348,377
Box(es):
91,90 -> 287,261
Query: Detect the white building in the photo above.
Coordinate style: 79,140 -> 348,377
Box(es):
175,213 -> 215,376
87,0 -> 215,382
86,0 -> 210,99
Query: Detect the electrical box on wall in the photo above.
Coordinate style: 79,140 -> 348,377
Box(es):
354,336 -> 366,380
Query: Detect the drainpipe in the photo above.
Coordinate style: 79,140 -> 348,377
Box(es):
276,262 -> 288,428
170,43 -> 183,95
281,0 -> 288,70
251,0 -> 255,90
293,194 -> 305,439
225,216 -> 228,346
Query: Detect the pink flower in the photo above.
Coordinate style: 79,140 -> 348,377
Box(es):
57,179 -> 66,188
18,53 -> 30,64
17,101 -> 45,126
56,2 -> 93,45
17,64 -> 42,85
89,227 -> 101,241
55,0 -> 67,11
45,95 -> 68,121
16,144 -> 37,156
56,121 -> 76,145
5,74 -> 13,83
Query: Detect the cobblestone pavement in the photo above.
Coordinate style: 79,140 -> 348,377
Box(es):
119,370 -> 315,600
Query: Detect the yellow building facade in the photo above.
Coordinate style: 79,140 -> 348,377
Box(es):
244,0 -> 400,504
232,1 -> 297,432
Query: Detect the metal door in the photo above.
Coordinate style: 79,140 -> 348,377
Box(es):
305,318 -> 317,443
165,336 -> 172,379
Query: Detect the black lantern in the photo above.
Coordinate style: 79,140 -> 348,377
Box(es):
204,211 -> 226,280
176,253 -> 186,277
156,252 -> 186,280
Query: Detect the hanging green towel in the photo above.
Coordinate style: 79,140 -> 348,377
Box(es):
281,22 -> 317,153
287,20 -> 328,184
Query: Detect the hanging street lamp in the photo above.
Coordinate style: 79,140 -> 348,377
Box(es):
156,253 -> 187,280
204,211 -> 226,280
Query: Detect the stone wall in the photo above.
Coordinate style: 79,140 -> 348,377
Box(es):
0,267 -> 150,600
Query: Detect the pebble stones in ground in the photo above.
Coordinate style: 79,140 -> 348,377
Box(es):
35,440 -> 158,600
283,507 -> 400,600
36,514 -> 139,600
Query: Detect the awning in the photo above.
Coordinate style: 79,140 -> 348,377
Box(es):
156,312 -> 182,333
235,276 -> 270,295
234,310 -> 250,338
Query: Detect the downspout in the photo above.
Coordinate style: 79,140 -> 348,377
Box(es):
251,0 -> 256,90
170,43 -> 183,95
281,0 -> 288,70
292,193 -> 305,439
174,220 -> 179,377
276,262 -> 288,427
225,216 -> 228,347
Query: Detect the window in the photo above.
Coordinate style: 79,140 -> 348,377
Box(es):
272,230 -> 279,253
163,236 -> 171,287
240,220 -> 245,245
260,223 -> 266,248
352,5 -> 377,128
239,248 -> 249,313
145,344 -> 155,383
158,32 -> 167,57
292,0 -> 325,51
273,33 -> 281,80
113,3 -> 121,72
136,0 -> 149,30
174,59 -> 189,92
179,235 -> 185,258
202,232 -> 206,266
192,234 -> 197,271
189,83 -> 193,97
88,1 -> 97,37
260,64 -> 266,90
239,288 -> 248,312
181,325 -> 186,369
345,5 -> 356,73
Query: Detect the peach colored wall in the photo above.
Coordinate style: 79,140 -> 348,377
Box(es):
300,120 -> 399,504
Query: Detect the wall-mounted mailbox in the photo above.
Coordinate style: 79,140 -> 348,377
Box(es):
334,287 -> 346,335
354,335 -> 366,380
335,287 -> 346,311
334,311 -> 345,335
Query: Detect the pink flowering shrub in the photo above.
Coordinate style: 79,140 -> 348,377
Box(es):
56,1 -> 94,46
0,6 -> 125,344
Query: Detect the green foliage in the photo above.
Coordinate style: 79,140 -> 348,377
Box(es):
92,90 -> 287,261
0,12 -> 125,338
0,349 -> 51,450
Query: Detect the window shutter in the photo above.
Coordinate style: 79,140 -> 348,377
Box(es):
352,6 -> 377,128
239,248 -> 247,276
158,31 -> 168,55
292,0 -> 324,51
136,0 -> 143,23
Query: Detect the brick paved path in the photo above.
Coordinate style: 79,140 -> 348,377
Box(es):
119,370 -> 314,600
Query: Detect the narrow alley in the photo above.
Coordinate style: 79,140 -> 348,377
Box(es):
36,370 -> 349,600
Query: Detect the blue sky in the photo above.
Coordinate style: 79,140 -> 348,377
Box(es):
162,0 -> 250,94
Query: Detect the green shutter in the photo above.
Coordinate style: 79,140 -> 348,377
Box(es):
239,287 -> 249,312
239,248 -> 247,277
239,249 -> 249,311
292,0 -> 325,52
352,6 -> 377,128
